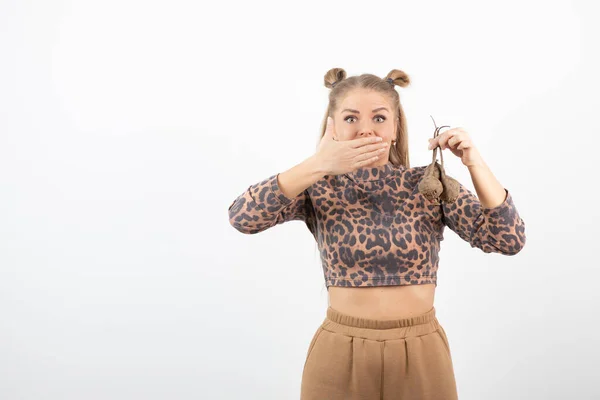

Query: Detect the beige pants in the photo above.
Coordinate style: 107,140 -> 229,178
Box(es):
300,306 -> 458,400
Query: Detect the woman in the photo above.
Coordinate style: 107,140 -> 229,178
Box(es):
227,68 -> 526,400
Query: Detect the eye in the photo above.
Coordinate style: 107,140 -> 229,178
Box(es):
343,115 -> 387,123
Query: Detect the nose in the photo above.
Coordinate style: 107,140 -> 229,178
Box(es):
357,126 -> 376,139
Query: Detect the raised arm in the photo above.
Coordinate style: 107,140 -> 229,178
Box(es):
441,181 -> 526,255
228,155 -> 326,235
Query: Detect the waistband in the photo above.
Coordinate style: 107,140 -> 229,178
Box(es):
327,306 -> 437,329
321,306 -> 441,341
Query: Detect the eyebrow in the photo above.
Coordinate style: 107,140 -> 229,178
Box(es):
341,107 -> 389,114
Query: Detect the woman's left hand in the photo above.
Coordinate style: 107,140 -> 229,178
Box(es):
428,127 -> 484,167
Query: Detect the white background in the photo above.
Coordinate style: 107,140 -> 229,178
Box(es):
1,0 -> 599,399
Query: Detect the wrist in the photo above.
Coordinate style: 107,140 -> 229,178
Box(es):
466,158 -> 486,169
307,154 -> 329,178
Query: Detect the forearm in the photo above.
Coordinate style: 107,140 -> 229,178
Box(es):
467,158 -> 508,209
277,155 -> 327,199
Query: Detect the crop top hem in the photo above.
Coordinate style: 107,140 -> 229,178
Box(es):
326,274 -> 437,287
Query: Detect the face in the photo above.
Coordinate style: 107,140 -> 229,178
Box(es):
333,88 -> 397,166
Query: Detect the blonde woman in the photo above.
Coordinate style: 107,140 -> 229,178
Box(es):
228,68 -> 526,400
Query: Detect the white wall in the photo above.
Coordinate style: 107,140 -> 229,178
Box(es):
1,0 -> 598,399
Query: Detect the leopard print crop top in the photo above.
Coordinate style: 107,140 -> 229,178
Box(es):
228,161 -> 526,289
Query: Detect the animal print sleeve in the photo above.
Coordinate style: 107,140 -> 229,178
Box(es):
228,173 -> 315,234
441,181 -> 526,255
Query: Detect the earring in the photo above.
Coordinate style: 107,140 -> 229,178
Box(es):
391,140 -> 396,145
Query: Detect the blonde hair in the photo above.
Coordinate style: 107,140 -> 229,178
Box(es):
320,68 -> 411,168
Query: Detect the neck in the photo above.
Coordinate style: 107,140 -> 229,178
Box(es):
370,159 -> 391,167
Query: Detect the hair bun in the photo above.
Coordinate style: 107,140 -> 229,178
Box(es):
324,68 -> 347,89
385,69 -> 411,88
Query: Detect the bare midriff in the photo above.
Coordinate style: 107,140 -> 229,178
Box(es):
327,283 -> 436,320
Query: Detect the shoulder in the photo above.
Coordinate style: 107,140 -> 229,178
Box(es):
408,164 -> 428,173
404,164 -> 429,183
305,174 -> 338,197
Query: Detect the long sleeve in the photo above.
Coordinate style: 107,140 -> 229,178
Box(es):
228,173 -> 316,235
441,181 -> 526,255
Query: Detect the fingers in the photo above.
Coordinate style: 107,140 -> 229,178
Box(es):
429,134 -> 447,149
354,141 -> 388,160
355,149 -> 383,165
430,129 -> 462,150
361,141 -> 389,154
350,136 -> 383,148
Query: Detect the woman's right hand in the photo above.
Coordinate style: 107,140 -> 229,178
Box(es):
315,117 -> 389,176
